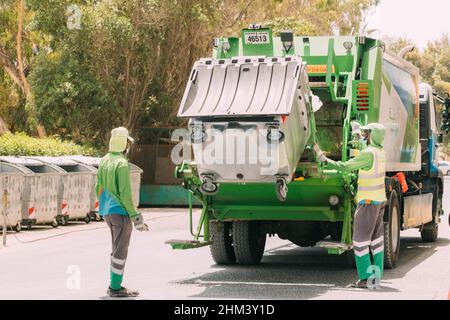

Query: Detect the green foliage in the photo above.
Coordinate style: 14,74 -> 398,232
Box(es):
0,132 -> 100,156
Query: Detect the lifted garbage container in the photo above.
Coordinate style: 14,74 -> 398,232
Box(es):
0,157 -> 61,229
0,161 -> 28,232
28,157 -> 96,225
67,155 -> 143,213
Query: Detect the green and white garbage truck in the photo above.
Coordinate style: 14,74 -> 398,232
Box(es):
168,25 -> 446,268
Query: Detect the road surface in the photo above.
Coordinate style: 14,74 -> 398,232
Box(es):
1,179 -> 449,300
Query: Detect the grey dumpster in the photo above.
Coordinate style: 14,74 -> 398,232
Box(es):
0,161 -> 28,232
67,155 -> 143,211
0,157 -> 61,229
27,157 -> 96,224
177,56 -> 312,201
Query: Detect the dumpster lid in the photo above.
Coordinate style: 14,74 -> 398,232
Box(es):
177,56 -> 305,118
0,161 -> 34,174
0,156 -> 46,167
65,155 -> 101,166
28,156 -> 80,166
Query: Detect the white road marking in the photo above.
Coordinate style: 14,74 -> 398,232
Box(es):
194,280 -> 335,287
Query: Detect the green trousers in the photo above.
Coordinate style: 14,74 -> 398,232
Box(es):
353,203 -> 386,281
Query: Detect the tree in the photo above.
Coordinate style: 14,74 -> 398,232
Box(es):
0,0 -> 46,136
385,35 -> 450,96
1,0 -> 380,145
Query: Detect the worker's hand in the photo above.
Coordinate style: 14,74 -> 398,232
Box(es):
313,144 -> 328,162
132,213 -> 149,232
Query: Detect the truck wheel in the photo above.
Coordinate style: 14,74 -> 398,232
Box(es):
26,221 -> 33,231
421,223 -> 438,242
421,183 -> 440,242
384,190 -> 401,269
232,221 -> 266,265
209,221 -> 236,265
84,215 -> 91,224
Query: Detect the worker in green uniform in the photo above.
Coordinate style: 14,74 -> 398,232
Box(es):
96,127 -> 149,298
314,123 -> 387,289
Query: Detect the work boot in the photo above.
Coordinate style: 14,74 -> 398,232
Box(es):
107,286 -> 140,298
351,279 -> 368,289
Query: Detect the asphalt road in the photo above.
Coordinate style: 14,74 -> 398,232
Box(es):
1,180 -> 449,300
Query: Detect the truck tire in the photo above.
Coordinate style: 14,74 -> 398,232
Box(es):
384,190 -> 401,269
209,221 -> 236,265
421,183 -> 440,242
232,221 -> 266,265
421,223 -> 438,242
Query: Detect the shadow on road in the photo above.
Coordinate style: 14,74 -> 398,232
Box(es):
178,233 -> 449,299
383,235 -> 450,281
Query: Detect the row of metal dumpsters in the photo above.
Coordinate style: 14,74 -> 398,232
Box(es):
0,156 -> 143,231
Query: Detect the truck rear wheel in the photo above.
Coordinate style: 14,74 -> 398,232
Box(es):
209,221 -> 236,265
421,183 -> 440,243
421,223 -> 438,242
232,221 -> 266,265
384,190 -> 401,269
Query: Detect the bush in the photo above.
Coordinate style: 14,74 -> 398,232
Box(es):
0,133 -> 100,157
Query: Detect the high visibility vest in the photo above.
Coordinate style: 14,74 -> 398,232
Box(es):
356,146 -> 387,203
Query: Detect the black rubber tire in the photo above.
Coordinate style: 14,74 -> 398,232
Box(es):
421,183 -> 440,242
421,223 -> 438,242
84,215 -> 91,224
209,221 -> 236,265
384,190 -> 401,269
27,221 -> 33,231
232,221 -> 266,265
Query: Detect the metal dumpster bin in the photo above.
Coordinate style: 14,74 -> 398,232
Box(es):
177,56 -> 312,201
0,161 -> 28,232
28,157 -> 96,224
0,157 -> 61,229
67,156 -> 143,213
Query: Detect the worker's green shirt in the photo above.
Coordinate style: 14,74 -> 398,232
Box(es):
95,152 -> 138,219
324,150 -> 374,172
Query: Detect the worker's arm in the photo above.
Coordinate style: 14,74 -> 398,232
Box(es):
116,162 -> 139,219
324,151 -> 373,173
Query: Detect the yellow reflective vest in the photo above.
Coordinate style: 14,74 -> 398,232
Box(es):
356,146 -> 387,203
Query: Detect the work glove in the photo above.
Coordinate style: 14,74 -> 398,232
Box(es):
132,213 -> 149,232
313,144 -> 328,163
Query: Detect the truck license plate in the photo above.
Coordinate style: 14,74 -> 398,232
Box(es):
244,31 -> 270,45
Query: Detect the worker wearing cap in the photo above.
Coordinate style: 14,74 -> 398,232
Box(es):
314,123 -> 387,289
96,127 -> 149,297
